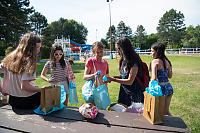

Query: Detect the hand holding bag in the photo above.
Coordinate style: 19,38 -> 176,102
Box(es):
93,76 -> 111,110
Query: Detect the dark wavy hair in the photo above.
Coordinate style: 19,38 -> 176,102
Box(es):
151,42 -> 172,67
50,44 -> 65,68
116,37 -> 142,70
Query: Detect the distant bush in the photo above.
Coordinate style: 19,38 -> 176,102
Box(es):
41,46 -> 50,59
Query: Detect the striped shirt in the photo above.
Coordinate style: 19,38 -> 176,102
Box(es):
44,60 -> 72,83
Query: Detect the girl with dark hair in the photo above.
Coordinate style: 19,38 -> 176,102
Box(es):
41,43 -> 74,106
106,37 -> 144,106
150,42 -> 173,116
0,33 -> 42,109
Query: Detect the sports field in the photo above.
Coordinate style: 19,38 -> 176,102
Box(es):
35,55 -> 200,133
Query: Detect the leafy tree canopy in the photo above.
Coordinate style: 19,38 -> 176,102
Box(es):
157,9 -> 186,48
30,11 -> 48,35
42,18 -> 88,48
0,0 -> 34,46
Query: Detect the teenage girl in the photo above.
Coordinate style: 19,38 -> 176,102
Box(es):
150,42 -> 173,116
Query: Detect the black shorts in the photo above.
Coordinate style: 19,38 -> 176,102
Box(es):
9,92 -> 40,109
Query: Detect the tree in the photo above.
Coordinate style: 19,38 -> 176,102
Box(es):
135,25 -> 147,49
146,33 -> 159,49
100,38 -> 109,49
0,0 -> 34,48
30,12 -> 48,35
41,18 -> 88,57
157,9 -> 186,48
106,25 -> 116,50
116,21 -> 132,39
182,25 -> 200,47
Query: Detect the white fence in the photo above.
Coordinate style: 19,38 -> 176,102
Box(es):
104,48 -> 200,56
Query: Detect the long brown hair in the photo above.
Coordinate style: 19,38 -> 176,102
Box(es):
2,33 -> 41,75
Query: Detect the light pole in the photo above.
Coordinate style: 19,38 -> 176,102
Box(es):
96,29 -> 98,41
107,0 -> 113,59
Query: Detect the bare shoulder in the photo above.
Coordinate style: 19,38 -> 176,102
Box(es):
152,59 -> 162,70
152,59 -> 160,65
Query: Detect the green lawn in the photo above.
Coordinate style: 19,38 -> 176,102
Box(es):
35,55 -> 200,133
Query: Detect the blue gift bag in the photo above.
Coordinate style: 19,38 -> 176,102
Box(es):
145,80 -> 163,97
93,84 -> 111,110
82,79 -> 95,103
69,79 -> 78,104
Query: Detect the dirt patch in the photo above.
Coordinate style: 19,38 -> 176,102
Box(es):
196,82 -> 200,88
173,68 -> 200,75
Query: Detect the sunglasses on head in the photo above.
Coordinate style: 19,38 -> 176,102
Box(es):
54,53 -> 63,56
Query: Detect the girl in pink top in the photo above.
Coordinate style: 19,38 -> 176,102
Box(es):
83,41 -> 109,86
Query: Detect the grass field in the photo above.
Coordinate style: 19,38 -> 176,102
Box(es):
35,55 -> 200,133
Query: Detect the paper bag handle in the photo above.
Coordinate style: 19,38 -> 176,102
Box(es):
147,97 -> 152,119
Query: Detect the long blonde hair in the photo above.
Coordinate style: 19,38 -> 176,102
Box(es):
2,33 -> 41,75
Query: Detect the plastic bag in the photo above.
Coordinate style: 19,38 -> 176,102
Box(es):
79,103 -> 98,119
125,102 -> 143,114
82,79 -> 94,103
145,80 -> 163,97
69,79 -> 78,104
107,103 -> 126,112
93,83 -> 111,110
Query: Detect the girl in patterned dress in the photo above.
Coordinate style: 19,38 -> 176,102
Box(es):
106,37 -> 144,106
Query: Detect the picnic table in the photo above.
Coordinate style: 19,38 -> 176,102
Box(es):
0,103 -> 190,133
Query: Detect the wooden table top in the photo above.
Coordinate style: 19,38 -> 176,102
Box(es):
0,104 -> 190,133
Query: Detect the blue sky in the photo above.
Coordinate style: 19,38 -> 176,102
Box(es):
30,0 -> 200,44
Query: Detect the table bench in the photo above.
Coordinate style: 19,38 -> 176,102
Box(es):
0,103 -> 190,133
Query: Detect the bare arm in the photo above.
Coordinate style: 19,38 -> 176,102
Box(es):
109,66 -> 138,85
83,66 -> 95,80
167,65 -> 172,78
151,59 -> 158,80
21,80 -> 41,92
40,67 -> 49,82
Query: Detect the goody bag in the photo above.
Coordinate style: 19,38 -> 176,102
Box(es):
82,79 -> 95,103
79,103 -> 98,119
93,84 -> 111,110
143,91 -> 165,124
69,79 -> 78,104
40,86 -> 61,113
